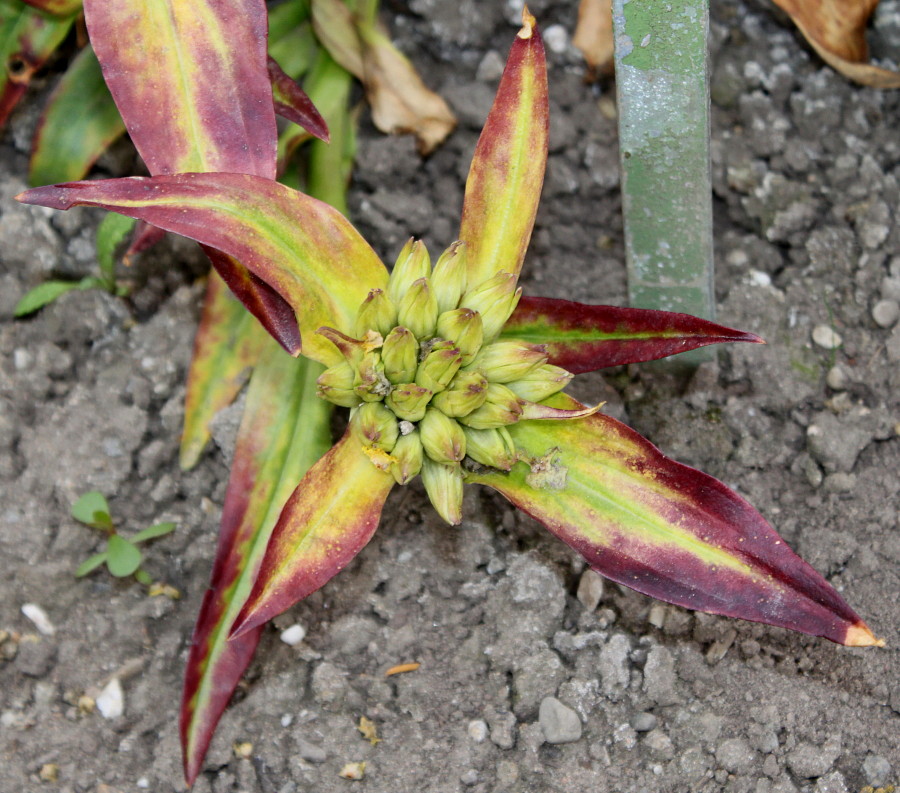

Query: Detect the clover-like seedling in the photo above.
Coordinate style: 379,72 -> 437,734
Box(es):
72,491 -> 175,586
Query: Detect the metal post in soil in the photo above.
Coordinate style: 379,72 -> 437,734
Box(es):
612,0 -> 715,366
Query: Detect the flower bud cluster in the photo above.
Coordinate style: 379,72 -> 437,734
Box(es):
315,240 -> 573,524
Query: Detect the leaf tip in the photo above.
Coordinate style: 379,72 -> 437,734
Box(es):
228,610 -> 262,642
844,622 -> 885,648
518,6 -> 537,39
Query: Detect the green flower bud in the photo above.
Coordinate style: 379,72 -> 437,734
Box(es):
415,339 -> 462,394
316,361 -> 362,408
354,350 -> 391,402
463,426 -> 517,471
397,277 -> 439,340
459,272 -> 521,341
457,382 -> 524,430
421,458 -> 463,525
430,370 -> 488,417
468,339 -> 548,383
353,402 -> 399,452
390,431 -> 424,485
317,326 -> 375,368
419,408 -> 466,463
382,326 -> 419,384
431,241 -> 467,313
385,383 -> 433,422
506,363 -> 573,402
435,308 -> 483,364
355,288 -> 397,338
388,238 -> 431,304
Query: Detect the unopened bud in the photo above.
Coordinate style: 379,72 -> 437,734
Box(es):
468,340 -> 548,383
386,383 -> 433,422
459,272 -> 521,341
431,242 -> 467,313
397,278 -> 439,340
353,402 -> 399,452
419,408 -> 466,463
382,327 -> 418,384
390,431 -> 424,485
354,351 -> 391,402
435,308 -> 483,364
355,289 -> 397,338
457,382 -> 524,429
430,370 -> 488,417
506,364 -> 573,402
316,326 -> 371,368
463,426 -> 517,471
388,239 -> 431,304
316,361 -> 362,408
421,458 -> 463,525
415,340 -> 462,393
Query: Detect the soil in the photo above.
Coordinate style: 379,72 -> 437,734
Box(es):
1,1 -> 898,792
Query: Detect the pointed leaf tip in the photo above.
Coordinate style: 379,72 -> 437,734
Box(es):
519,7 -> 537,38
503,298 -> 766,373
229,432 -> 394,639
844,623 -> 885,648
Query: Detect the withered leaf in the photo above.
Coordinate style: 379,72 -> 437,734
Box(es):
573,0 -> 615,77
772,0 -> 900,88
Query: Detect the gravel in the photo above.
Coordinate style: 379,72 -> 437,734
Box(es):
538,697 -> 582,744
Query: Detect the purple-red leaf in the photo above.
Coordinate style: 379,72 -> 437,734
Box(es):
231,429 -> 395,638
268,55 -> 329,143
503,296 -> 765,373
458,9 -> 548,287
16,173 -> 388,365
83,0 -> 276,178
467,394 -> 882,647
181,345 -> 332,785
82,0 -> 301,351
204,247 -> 302,356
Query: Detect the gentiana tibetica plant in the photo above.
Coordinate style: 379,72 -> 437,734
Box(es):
16,6 -> 882,786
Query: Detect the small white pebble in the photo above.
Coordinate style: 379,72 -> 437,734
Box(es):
872,299 -> 900,328
96,678 -> 124,719
467,719 -> 489,743
543,24 -> 569,54
281,713 -> 293,727
826,366 -> 847,391
748,269 -> 772,287
280,624 -> 306,646
812,325 -> 842,349
13,349 -> 32,371
136,778 -> 150,789
21,603 -> 55,636
647,602 -> 667,629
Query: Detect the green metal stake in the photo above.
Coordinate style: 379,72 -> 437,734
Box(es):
613,0 -> 715,365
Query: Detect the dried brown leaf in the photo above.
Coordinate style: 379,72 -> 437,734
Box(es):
313,0 -> 456,153
358,22 -> 457,155
772,0 -> 900,88
573,0 -> 614,76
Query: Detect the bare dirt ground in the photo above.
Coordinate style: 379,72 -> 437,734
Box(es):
1,1 -> 898,792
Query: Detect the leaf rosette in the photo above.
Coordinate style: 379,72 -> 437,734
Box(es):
15,6 -> 884,785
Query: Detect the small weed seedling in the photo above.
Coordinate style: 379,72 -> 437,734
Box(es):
14,213 -> 135,317
72,491 -> 175,586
